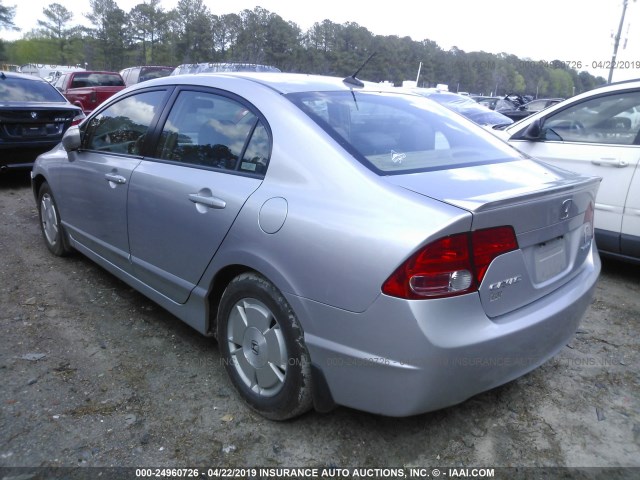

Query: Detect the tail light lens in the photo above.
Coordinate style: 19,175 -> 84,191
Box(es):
71,112 -> 86,126
581,202 -> 594,250
382,226 -> 518,299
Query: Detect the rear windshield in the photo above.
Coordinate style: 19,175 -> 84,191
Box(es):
139,67 -> 173,82
287,91 -> 521,174
0,76 -> 67,102
70,73 -> 125,88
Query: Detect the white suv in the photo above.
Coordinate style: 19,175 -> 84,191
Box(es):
494,80 -> 640,264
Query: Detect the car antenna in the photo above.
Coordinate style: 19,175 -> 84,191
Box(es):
343,52 -> 376,87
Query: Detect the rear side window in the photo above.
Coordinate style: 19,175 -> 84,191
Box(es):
287,91 -> 520,174
82,90 -> 166,154
154,90 -> 270,175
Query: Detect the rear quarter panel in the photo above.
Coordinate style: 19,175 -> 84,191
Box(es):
193,78 -> 472,313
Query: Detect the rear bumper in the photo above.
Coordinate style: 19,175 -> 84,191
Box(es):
290,245 -> 601,417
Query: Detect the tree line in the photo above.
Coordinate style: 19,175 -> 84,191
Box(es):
0,0 -> 606,98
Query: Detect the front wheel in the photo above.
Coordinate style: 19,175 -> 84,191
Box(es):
37,182 -> 72,256
217,272 -> 313,420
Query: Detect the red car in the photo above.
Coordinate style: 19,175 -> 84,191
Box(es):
53,71 -> 126,115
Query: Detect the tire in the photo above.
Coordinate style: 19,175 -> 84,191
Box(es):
217,272 -> 313,420
37,182 -> 72,257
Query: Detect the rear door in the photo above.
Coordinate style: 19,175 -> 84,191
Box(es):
127,88 -> 271,303
622,163 -> 640,259
507,88 -> 640,254
57,88 -> 169,272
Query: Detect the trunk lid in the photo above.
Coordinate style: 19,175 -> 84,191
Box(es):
0,105 -> 80,143
386,159 -> 600,317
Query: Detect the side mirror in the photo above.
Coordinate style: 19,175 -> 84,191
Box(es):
62,126 -> 81,152
521,118 -> 542,140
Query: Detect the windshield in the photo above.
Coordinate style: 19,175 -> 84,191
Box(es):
287,90 -> 522,175
0,76 -> 67,102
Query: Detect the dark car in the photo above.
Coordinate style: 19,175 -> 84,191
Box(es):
0,71 -> 85,172
120,66 -> 174,87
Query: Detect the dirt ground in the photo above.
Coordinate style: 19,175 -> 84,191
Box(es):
1,171 -> 639,472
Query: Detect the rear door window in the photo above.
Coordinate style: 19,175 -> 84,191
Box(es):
153,90 -> 271,175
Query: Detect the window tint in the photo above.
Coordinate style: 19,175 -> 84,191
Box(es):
83,90 -> 166,154
542,91 -> 640,145
288,91 -> 520,174
154,90 -> 270,174
240,122 -> 270,174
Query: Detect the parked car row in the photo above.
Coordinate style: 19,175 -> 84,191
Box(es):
475,94 -> 564,121
406,88 -> 514,127
169,62 -> 281,76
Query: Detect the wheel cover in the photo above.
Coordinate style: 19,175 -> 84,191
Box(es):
226,298 -> 287,397
40,193 -> 59,246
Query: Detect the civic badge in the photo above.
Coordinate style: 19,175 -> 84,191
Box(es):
560,199 -> 572,220
30,112 -> 38,119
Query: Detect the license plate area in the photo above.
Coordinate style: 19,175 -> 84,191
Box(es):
534,236 -> 567,283
25,127 -> 45,136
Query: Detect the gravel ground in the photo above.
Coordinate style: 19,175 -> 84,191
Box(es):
1,171 -> 639,474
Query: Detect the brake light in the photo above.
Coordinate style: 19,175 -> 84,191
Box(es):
472,226 -> 519,283
71,112 -> 86,126
581,202 -> 594,250
382,226 -> 518,299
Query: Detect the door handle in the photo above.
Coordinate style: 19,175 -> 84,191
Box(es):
591,158 -> 628,168
104,173 -> 127,184
188,193 -> 226,209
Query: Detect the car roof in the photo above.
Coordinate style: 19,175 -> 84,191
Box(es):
142,72 -> 399,95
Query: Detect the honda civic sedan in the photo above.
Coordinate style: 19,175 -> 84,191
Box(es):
31,72 -> 601,419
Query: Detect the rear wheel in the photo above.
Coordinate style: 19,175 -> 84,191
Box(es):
217,272 -> 313,420
38,182 -> 72,256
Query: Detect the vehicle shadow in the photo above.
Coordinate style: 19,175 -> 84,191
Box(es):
0,170 -> 31,189
600,256 -> 640,281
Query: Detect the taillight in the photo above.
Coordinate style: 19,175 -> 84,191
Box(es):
472,226 -> 519,283
382,226 -> 518,300
581,202 -> 594,250
71,112 -> 86,126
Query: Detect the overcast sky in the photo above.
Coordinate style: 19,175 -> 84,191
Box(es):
3,0 -> 639,82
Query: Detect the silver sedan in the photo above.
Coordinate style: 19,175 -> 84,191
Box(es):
31,72 -> 601,419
